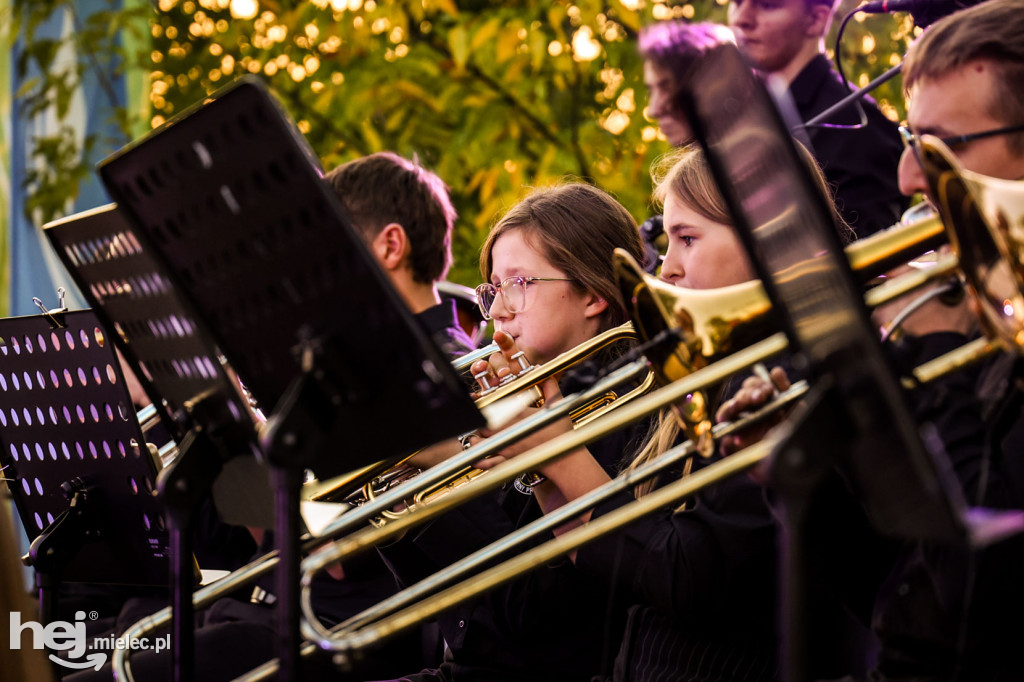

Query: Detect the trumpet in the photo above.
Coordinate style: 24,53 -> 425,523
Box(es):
319,322 -> 656,522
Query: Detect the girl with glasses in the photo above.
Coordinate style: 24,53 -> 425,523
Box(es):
377,182 -> 649,682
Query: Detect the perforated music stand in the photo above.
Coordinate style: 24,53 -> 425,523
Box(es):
675,43 -> 1024,681
78,75 -> 482,681
0,309 -> 175,621
44,203 -> 262,681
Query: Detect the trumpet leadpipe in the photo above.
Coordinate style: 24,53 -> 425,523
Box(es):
452,342 -> 499,373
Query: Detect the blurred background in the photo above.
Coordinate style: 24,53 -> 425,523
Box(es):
0,0 -> 918,316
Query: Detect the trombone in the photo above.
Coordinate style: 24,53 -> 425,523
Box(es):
111,204 -> 961,681
333,204 -> 950,515
245,207 -> 1024,675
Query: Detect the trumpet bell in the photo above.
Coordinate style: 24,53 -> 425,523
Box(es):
919,136 -> 1024,351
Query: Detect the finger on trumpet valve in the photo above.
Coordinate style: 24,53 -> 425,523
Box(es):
474,369 -> 496,393
509,350 -> 532,374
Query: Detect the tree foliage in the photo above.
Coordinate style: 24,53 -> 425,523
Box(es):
9,0 -> 914,288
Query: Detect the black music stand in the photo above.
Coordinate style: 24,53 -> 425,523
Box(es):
45,203 -> 262,682
54,75 -> 483,681
675,43 -> 1024,681
0,309 -> 176,625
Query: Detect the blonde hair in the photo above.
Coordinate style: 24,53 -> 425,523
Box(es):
628,142 -> 849,498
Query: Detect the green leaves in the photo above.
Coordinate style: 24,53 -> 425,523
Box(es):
9,0 -> 912,294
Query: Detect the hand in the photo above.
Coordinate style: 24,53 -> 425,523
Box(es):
715,366 -> 791,459
470,330 -> 531,395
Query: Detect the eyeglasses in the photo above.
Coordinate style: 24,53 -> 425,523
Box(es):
474,276 -> 573,320
899,123 -> 1024,160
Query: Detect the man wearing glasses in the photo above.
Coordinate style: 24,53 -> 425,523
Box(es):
825,2 -> 1024,679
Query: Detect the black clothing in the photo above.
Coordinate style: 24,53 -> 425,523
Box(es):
418,298 -> 476,361
378,360 -> 651,682
789,55 -> 907,238
576,358 -> 869,682
379,422 -> 649,682
812,332 -> 1024,681
575,451 -> 779,681
873,335 -> 1024,681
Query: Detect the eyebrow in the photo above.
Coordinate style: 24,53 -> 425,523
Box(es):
911,124 -> 954,138
665,222 -> 697,236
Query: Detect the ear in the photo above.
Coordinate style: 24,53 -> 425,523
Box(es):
583,293 -> 610,320
806,4 -> 831,37
370,223 -> 409,271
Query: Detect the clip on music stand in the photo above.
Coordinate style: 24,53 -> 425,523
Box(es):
79,75 -> 482,681
0,308 -> 176,627
676,43 -> 1024,681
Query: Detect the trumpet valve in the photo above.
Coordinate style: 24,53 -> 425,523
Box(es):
509,351 -> 532,374
474,370 -> 496,393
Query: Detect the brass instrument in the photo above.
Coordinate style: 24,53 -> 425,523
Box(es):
918,135 -> 1024,351
113,205 -> 966,681
346,322 -> 656,523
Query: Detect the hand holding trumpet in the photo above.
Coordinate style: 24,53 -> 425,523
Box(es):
469,331 -> 574,473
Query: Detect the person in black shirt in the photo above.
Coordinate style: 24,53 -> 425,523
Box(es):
376,182 -> 648,682
719,4 -> 1024,677
478,143 -> 852,682
728,0 -> 907,237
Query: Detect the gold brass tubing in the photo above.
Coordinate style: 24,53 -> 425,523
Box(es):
863,253 -> 960,309
325,438 -> 778,656
299,333 -> 789,588
846,212 -> 946,280
333,381 -> 810,638
903,336 -> 1000,388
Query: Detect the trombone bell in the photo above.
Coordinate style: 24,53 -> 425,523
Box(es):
919,136 -> 1024,351
614,248 -> 775,386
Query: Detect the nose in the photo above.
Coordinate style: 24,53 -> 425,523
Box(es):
729,0 -> 755,30
488,291 -> 511,321
897,147 -> 929,199
649,90 -> 667,119
659,246 -> 685,286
